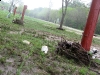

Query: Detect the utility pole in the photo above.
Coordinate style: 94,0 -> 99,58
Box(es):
81,0 -> 100,51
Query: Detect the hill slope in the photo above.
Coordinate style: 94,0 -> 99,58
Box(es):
0,10 -> 100,75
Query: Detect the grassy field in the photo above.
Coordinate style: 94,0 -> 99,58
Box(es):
0,10 -> 100,75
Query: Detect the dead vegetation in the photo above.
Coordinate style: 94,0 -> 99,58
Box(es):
12,18 -> 24,25
56,40 -> 92,65
56,40 -> 100,70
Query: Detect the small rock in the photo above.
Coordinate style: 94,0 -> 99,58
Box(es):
23,40 -> 30,45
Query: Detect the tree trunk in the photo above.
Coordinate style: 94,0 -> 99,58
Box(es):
58,0 -> 71,30
59,13 -> 65,29
7,0 -> 14,18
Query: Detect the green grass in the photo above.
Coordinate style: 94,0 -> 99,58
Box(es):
0,10 -> 99,75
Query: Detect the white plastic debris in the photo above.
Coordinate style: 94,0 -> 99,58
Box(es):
93,47 -> 97,51
41,46 -> 48,54
23,40 -> 30,45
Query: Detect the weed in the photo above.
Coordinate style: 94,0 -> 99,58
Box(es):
79,67 -> 88,75
0,70 -> 3,74
0,57 -> 6,64
39,51 -> 46,63
88,71 -> 96,75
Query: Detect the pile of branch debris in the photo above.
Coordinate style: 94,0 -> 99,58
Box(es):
12,18 -> 24,25
56,40 -> 92,66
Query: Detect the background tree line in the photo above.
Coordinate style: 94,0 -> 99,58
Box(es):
0,0 -> 100,34
25,0 -> 100,35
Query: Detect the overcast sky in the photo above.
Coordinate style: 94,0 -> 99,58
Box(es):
3,0 -> 92,10
23,0 -> 92,9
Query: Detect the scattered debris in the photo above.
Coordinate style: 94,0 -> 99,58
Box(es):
90,47 -> 100,60
56,40 -> 92,66
23,40 -> 30,45
90,47 -> 98,54
41,46 -> 48,54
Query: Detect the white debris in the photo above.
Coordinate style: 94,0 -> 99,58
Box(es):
90,47 -> 98,54
41,46 -> 48,54
93,47 -> 97,52
90,47 -> 100,60
23,40 -> 30,45
92,56 -> 95,59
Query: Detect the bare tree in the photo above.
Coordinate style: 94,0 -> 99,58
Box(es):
47,0 -> 52,21
7,0 -> 22,18
58,0 -> 71,30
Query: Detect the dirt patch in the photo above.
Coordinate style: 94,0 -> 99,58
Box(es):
9,31 -> 19,34
36,31 -> 63,41
46,35 -> 62,41
6,58 -> 14,63
9,29 -> 25,35
0,65 -> 16,75
9,29 -> 64,42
